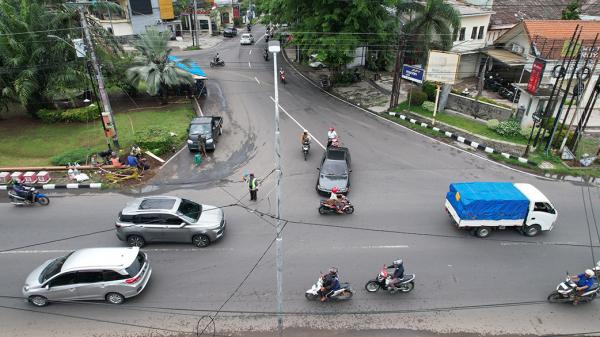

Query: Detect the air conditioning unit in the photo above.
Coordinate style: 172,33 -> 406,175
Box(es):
511,43 -> 524,54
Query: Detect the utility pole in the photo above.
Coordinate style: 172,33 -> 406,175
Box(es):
389,33 -> 405,110
269,40 -> 283,337
193,0 -> 199,46
79,8 -> 120,148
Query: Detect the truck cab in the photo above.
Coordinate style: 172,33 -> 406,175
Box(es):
514,183 -> 558,233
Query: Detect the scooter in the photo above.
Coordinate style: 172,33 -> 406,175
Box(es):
305,275 -> 353,301
319,199 -> 354,215
365,266 -> 416,293
279,71 -> 286,84
547,273 -> 600,304
302,141 -> 310,160
8,187 -> 50,206
210,59 -> 225,67
263,50 -> 269,61
247,24 -> 251,32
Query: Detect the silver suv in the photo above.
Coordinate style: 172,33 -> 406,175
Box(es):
115,196 -> 226,248
23,247 -> 151,307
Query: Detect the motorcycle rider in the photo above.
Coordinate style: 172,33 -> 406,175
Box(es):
279,67 -> 285,81
320,267 -> 341,301
327,127 -> 337,147
570,269 -> 596,305
386,259 -> 405,291
301,130 -> 311,145
213,53 -> 221,64
263,47 -> 269,60
12,179 -> 33,202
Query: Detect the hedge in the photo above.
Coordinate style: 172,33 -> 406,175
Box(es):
36,104 -> 100,123
134,127 -> 176,156
408,89 -> 428,106
51,148 -> 97,166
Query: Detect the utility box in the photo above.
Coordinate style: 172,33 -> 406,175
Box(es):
0,172 -> 10,184
23,171 -> 37,184
37,171 -> 51,183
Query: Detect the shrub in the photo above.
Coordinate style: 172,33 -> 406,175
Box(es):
422,101 -> 436,112
520,127 -> 533,138
495,119 -> 522,137
36,108 -> 63,123
134,127 -> 175,156
51,148 -> 96,166
407,89 -> 427,106
422,81 -> 437,101
233,17 -> 242,27
61,105 -> 99,122
486,119 -> 499,130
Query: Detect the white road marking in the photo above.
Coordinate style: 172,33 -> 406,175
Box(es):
160,144 -> 187,170
0,248 -> 235,255
359,245 -> 409,249
255,76 -> 260,84
248,62 -> 251,68
249,49 -> 252,55
269,96 -> 326,150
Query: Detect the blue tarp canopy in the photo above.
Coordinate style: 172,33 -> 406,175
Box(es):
446,182 -> 529,220
168,56 -> 207,79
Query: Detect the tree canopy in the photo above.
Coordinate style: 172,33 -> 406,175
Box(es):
561,0 -> 580,20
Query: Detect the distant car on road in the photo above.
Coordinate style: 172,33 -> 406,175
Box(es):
22,247 -> 151,307
223,26 -> 237,37
240,33 -> 254,45
116,196 -> 226,248
316,147 -> 352,195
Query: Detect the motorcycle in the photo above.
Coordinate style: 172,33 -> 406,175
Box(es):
8,187 -> 50,206
319,198 -> 354,215
247,24 -> 251,32
302,141 -> 310,160
547,274 -> 600,304
279,71 -> 286,84
365,266 -> 416,293
305,275 -> 353,301
210,59 -> 225,67
263,50 -> 269,61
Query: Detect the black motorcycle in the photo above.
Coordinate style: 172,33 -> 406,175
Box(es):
302,141 -> 310,160
263,50 -> 269,61
365,266 -> 415,293
210,59 -> 225,67
247,24 -> 251,32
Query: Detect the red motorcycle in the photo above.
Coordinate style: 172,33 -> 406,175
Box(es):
318,198 -> 354,215
279,70 -> 286,84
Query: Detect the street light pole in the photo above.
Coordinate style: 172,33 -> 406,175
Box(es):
79,8 -> 120,148
269,40 -> 283,337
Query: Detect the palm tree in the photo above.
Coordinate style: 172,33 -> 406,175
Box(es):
400,0 -> 461,64
126,29 -> 194,104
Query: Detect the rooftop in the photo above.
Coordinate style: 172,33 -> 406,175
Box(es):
491,0 -> 600,27
62,247 -> 139,272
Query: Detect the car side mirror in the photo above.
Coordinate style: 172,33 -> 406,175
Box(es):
45,284 -> 50,290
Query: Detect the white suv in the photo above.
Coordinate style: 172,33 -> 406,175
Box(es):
23,247 -> 152,307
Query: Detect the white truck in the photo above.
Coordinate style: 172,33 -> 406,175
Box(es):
445,182 -> 558,238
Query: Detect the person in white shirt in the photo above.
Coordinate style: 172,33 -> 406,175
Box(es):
327,127 -> 337,147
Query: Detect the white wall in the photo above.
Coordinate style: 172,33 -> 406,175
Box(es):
452,14 -> 492,52
457,53 -> 479,79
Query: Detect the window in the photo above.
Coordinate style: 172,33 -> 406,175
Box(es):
40,254 -> 72,283
458,28 -> 466,41
48,272 -> 77,287
471,27 -> 477,40
133,214 -> 160,224
199,20 -> 209,30
130,0 -> 152,15
161,214 -> 183,225
534,202 -> 556,214
103,270 -> 127,281
478,26 -> 485,40
126,253 -> 146,277
76,271 -> 103,284
178,199 -> 202,221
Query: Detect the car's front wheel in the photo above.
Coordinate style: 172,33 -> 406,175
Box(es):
127,235 -> 145,247
29,295 -> 48,307
105,292 -> 125,305
192,234 -> 210,248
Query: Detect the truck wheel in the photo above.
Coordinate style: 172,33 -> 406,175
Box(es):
475,227 -> 491,238
524,224 -> 541,237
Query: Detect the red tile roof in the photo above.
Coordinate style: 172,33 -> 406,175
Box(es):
522,20 -> 600,59
491,0 -> 600,26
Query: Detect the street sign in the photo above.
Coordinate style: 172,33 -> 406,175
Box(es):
401,65 -> 424,84
425,51 -> 460,84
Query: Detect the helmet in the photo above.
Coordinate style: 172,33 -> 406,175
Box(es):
303,130 -> 308,134
329,127 -> 334,131
331,187 -> 339,193
328,267 -> 338,275
393,259 -> 403,267
585,269 -> 595,277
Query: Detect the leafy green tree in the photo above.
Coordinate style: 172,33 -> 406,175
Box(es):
561,0 -> 580,20
400,0 -> 461,64
126,29 -> 194,104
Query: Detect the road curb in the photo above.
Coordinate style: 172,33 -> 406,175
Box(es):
387,111 -> 536,166
0,183 -> 102,190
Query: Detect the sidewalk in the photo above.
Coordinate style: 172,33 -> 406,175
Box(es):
123,33 -> 225,52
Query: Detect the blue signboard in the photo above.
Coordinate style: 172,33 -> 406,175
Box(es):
401,65 -> 424,84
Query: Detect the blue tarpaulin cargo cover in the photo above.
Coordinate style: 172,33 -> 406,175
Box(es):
446,182 -> 529,220
168,56 -> 207,79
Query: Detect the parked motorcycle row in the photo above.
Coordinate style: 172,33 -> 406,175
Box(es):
484,73 -> 521,102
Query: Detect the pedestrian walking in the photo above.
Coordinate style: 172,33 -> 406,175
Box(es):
245,173 -> 258,201
198,134 -> 207,158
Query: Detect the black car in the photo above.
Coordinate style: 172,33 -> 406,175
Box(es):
223,26 -> 237,37
316,147 -> 351,195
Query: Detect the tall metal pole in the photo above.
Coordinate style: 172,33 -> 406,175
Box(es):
272,47 -> 283,337
79,8 -> 120,148
193,0 -> 199,46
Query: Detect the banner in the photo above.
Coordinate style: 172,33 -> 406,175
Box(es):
527,57 -> 546,95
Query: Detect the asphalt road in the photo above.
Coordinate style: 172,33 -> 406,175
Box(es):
2,26 -> 600,337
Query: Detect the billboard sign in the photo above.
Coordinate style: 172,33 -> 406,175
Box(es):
401,65 -> 424,84
425,51 -> 460,84
527,57 -> 546,95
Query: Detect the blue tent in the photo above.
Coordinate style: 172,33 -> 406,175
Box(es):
168,56 -> 207,79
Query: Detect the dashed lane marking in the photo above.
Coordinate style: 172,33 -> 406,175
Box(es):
269,96 -> 326,150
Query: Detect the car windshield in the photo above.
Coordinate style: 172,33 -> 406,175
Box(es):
125,252 -> 146,277
39,253 -> 72,283
177,199 -> 202,222
242,34 -> 251,38
189,124 -> 211,135
321,160 -> 347,176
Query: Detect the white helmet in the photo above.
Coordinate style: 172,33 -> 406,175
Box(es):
393,259 -> 403,267
585,269 -> 595,277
